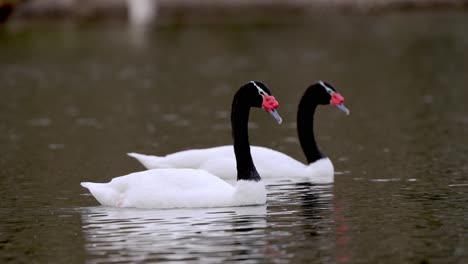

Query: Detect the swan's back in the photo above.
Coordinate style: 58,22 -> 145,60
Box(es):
163,146 -> 236,168
127,146 -> 234,170
129,145 -> 309,179
168,145 -> 308,178
81,169 -> 265,209
250,146 -> 308,177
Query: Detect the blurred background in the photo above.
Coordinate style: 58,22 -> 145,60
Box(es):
1,1 -> 468,264
2,0 -> 468,24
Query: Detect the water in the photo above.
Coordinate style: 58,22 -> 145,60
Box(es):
1,10 -> 468,263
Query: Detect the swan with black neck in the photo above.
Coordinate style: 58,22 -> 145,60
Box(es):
80,81 -> 281,209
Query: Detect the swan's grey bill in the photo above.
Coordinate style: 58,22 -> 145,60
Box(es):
269,109 -> 283,124
336,103 -> 350,115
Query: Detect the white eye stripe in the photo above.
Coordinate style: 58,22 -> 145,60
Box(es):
319,80 -> 335,95
251,81 -> 267,97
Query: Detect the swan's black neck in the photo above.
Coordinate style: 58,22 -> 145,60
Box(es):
297,88 -> 325,164
231,89 -> 261,182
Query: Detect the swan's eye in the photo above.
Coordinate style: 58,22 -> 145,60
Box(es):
251,81 -> 267,98
319,81 -> 335,95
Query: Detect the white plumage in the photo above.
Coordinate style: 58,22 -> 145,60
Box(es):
81,169 -> 265,209
128,145 -> 334,183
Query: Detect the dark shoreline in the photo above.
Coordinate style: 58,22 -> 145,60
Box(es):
7,0 -> 468,22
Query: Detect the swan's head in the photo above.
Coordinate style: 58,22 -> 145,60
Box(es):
248,81 -> 282,124
317,81 -> 350,115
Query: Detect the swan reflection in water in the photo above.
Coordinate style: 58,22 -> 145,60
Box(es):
80,205 -> 270,263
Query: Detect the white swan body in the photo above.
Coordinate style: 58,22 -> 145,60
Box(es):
81,169 -> 266,209
128,145 -> 334,183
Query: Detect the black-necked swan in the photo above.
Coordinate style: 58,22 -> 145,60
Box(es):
128,81 -> 348,183
80,81 -> 281,209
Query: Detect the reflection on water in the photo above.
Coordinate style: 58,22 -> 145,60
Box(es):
80,180 -> 334,263
82,206 -> 267,263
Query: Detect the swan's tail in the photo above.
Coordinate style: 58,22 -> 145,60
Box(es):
81,182 -> 121,207
127,152 -> 171,169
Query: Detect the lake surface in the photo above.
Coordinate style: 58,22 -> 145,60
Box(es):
1,10 -> 468,264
